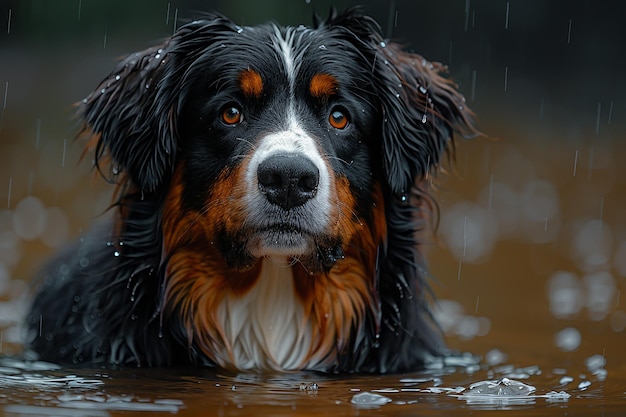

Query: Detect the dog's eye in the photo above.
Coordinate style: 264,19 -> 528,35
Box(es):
329,108 -> 349,129
221,106 -> 243,125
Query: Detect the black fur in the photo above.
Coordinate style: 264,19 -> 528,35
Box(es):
26,9 -> 475,371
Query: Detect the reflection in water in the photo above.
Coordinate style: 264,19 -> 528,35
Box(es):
0,352 -> 618,414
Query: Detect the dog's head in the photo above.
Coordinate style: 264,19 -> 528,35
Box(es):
81,9 -> 474,273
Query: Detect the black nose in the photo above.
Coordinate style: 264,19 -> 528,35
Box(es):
257,154 -> 319,210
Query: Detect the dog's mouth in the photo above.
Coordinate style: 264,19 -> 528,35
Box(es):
247,223 -> 315,258
221,222 -> 344,272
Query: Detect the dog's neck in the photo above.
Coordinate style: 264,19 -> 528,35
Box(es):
216,257 -> 319,371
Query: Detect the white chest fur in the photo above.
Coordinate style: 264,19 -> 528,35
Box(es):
215,258 -> 320,371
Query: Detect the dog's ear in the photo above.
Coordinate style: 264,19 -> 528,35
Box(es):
372,43 -> 475,196
80,41 -> 177,193
80,14 -> 237,193
323,8 -> 475,196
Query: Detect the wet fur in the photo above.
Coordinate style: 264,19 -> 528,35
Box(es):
26,9 -> 475,372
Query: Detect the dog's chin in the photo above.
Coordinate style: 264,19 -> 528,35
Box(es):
247,228 -> 315,259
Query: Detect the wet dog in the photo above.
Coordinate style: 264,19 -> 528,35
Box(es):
26,9 -> 474,372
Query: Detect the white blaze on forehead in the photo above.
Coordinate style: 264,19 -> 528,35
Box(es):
271,26 -> 309,95
273,26 -> 296,90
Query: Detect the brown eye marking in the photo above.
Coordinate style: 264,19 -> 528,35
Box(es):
310,73 -> 338,99
329,107 -> 349,129
222,106 -> 243,125
238,68 -> 263,98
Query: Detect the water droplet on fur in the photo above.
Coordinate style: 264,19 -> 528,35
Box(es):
115,75 -> 121,81
113,251 -> 120,257
419,85 -> 427,94
398,193 -> 409,205
318,44 -> 327,50
82,98 -> 88,104
100,88 -> 106,94
380,41 -> 386,48
422,113 -> 428,123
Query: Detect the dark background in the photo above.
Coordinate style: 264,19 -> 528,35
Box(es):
2,0 -> 625,142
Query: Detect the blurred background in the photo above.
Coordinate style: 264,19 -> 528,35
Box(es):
0,0 -> 625,365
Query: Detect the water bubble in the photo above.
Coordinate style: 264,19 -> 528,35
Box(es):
583,271 -> 615,320
547,271 -> 584,318
558,376 -> 574,385
572,219 -> 613,270
485,349 -> 508,366
554,327 -> 581,352
440,201 -> 498,263
13,196 -> 47,241
584,354 -> 606,371
465,378 -> 535,396
351,392 -> 392,408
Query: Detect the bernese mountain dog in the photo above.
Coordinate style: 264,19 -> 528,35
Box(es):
25,9 -> 475,373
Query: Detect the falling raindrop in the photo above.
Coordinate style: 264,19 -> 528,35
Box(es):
573,149 -> 579,176
470,70 -> 477,102
607,101 -> 613,125
77,0 -> 82,20
505,2 -> 510,29
166,2 -> 171,25
0,83 -> 9,116
464,0 -> 470,32
103,22 -> 108,49
173,8 -> 179,33
504,66 -> 509,92
35,118 -> 41,149
6,8 -> 11,34
487,173 -> 494,211
6,177 -> 12,209
62,139 -> 67,167
567,19 -> 573,44
595,102 -> 601,135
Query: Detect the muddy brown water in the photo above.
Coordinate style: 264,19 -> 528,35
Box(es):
1,136 -> 625,416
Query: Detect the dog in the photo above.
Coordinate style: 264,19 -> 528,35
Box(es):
25,8 -> 474,372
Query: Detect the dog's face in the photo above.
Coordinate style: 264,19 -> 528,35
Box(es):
175,24 -> 381,271
79,11 -> 474,370
83,12 -> 471,273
